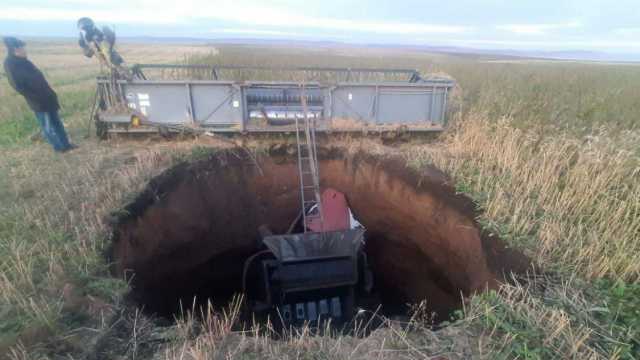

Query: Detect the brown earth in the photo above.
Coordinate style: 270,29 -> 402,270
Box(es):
109,147 -> 529,319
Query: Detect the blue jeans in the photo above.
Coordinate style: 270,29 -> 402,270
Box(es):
35,111 -> 72,152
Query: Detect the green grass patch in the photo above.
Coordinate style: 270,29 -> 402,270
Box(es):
0,111 -> 38,147
591,279 -> 640,359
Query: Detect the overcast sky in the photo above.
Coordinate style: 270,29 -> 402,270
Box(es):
1,0 -> 640,53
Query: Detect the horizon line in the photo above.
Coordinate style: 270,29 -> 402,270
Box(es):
4,34 -> 640,61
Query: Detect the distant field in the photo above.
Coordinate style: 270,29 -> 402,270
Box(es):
0,40 -> 638,359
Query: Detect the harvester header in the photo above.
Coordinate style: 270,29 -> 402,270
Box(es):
79,17 -> 456,137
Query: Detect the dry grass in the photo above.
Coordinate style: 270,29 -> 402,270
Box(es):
149,298 -> 473,360
0,139 -> 181,354
406,112 -> 640,359
414,114 -> 640,281
466,274 -> 601,359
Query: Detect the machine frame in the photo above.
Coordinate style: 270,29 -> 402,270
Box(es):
95,64 -> 455,135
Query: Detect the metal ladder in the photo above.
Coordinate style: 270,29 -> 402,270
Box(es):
295,85 -> 324,233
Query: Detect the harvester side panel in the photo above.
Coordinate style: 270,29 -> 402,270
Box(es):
190,84 -> 242,126
124,83 -> 190,125
377,88 -> 444,124
97,66 -> 455,133
331,86 -> 377,124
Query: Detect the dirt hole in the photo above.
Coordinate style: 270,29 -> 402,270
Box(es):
110,147 -> 528,325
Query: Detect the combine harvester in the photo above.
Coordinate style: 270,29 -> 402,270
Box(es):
245,111 -> 371,325
79,18 -> 452,326
78,18 -> 455,137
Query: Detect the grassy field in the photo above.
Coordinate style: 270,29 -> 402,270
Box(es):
0,40 -> 638,359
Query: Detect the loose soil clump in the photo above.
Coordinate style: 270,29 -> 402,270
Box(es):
109,147 -> 529,322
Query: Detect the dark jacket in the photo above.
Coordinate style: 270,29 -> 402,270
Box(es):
3,54 -> 59,112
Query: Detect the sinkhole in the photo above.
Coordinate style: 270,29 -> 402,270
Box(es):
108,147 -> 529,325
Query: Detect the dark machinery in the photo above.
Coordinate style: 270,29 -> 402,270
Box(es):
257,229 -> 366,324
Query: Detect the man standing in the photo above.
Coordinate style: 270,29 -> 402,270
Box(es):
3,37 -> 76,152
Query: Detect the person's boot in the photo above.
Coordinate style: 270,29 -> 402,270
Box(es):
61,144 -> 79,152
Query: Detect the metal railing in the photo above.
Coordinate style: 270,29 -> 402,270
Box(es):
128,64 -> 426,83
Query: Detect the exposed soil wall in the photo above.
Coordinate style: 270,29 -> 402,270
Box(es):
110,147 -> 529,319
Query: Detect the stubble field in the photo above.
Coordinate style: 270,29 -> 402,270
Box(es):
0,40 -> 639,359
